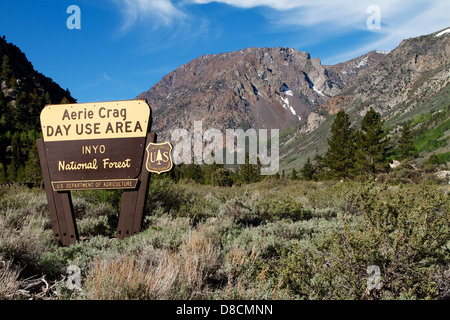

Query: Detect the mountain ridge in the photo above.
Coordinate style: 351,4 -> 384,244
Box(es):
138,27 -> 449,170
137,47 -> 394,144
137,46 -> 349,142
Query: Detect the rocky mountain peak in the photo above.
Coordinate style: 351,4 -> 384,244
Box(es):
138,46 -> 345,141
326,50 -> 389,85
321,29 -> 449,117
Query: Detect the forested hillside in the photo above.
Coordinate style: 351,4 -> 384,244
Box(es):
0,36 -> 76,183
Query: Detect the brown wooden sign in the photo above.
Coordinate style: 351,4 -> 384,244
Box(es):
40,100 -> 150,190
45,137 -> 146,191
38,99 -> 158,246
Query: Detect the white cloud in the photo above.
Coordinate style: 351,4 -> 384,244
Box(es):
193,0 -> 307,10
324,1 -> 450,63
192,0 -> 450,62
111,0 -> 186,31
108,0 -> 449,62
192,0 -> 433,30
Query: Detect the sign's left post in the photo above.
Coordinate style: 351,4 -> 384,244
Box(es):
37,138 -> 78,245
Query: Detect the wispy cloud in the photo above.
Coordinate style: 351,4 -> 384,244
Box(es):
192,0 -> 444,32
192,0 -> 450,62
193,0 -> 313,10
108,0 -> 449,63
110,0 -> 186,31
322,0 -> 450,63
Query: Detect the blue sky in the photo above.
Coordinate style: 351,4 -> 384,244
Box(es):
0,0 -> 448,103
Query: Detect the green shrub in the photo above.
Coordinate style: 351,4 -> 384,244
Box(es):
1,177 -> 448,301
211,168 -> 233,187
270,182 -> 450,299
257,193 -> 312,222
145,177 -> 190,216
427,152 -> 450,165
220,191 -> 312,225
219,192 -> 260,225
306,181 -> 365,214
77,215 -> 113,238
75,189 -> 123,211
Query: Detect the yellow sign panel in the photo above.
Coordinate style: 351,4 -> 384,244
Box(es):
40,100 -> 151,142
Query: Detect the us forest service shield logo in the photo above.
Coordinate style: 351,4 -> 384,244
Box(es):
145,142 -> 173,174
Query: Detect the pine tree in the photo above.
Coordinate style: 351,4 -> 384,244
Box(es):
185,163 -> 203,183
24,143 -> 43,186
291,168 -> 298,180
1,55 -> 11,81
355,108 -> 389,175
202,162 -> 223,185
313,154 -> 325,180
7,131 -> 21,181
0,163 -> 6,183
231,169 -> 241,185
239,152 -> 261,184
9,75 -> 17,89
0,89 -> 6,133
300,157 -> 316,180
397,122 -> 416,160
61,97 -> 71,104
324,111 -> 355,180
44,92 -> 52,105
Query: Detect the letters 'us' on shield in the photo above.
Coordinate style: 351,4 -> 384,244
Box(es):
146,142 -> 173,174
37,99 -> 158,245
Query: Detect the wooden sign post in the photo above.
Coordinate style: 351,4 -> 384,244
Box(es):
37,99 -> 160,246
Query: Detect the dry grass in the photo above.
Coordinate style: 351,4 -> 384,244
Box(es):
84,225 -> 220,300
177,225 -> 221,298
0,212 -> 48,278
85,252 -> 179,300
0,260 -> 20,299
219,245 -> 288,300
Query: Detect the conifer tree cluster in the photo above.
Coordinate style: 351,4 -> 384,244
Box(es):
296,108 -> 416,181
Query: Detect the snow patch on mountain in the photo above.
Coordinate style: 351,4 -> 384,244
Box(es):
280,95 -> 300,119
435,28 -> 450,37
355,56 -> 369,68
313,86 -> 325,97
280,96 -> 289,109
289,105 -> 296,116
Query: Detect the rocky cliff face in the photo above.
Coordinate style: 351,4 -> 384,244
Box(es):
326,50 -> 389,85
321,28 -> 450,120
138,47 -> 346,141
